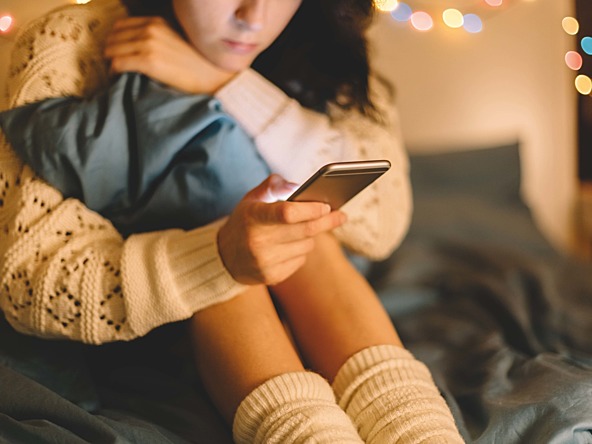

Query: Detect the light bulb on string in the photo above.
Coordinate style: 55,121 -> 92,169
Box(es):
443,9 -> 464,29
410,11 -> 433,32
375,0 -> 398,12
581,37 -> 592,56
562,17 -> 579,35
376,0 -> 530,34
565,51 -> 583,71
463,14 -> 483,33
575,75 -> 592,96
391,2 -> 413,22
0,15 -> 14,34
560,17 -> 591,98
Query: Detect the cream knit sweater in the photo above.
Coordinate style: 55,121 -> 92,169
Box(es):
0,0 -> 412,344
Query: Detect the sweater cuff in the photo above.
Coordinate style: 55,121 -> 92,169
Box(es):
215,69 -> 291,138
166,219 -> 246,306
122,219 -> 248,337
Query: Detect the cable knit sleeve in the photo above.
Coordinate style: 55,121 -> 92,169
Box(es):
216,70 -> 413,259
0,0 -> 247,344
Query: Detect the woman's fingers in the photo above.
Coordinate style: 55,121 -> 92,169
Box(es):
267,201 -> 332,224
106,26 -> 161,71
105,18 -> 177,62
218,174 -> 348,285
109,16 -> 171,37
107,17 -> 165,48
245,174 -> 344,229
252,205 -> 347,243
104,16 -> 235,93
219,208 -> 346,285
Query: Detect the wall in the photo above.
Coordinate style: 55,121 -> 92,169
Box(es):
368,0 -> 578,252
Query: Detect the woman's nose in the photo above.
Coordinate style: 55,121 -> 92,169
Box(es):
234,0 -> 266,31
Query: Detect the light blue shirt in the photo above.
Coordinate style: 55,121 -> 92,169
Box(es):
0,72 -> 270,236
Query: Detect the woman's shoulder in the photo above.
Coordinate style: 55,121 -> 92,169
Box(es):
5,0 -> 127,108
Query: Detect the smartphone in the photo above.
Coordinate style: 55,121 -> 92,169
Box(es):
287,160 -> 391,210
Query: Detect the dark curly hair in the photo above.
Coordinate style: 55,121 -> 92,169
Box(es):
122,0 -> 379,115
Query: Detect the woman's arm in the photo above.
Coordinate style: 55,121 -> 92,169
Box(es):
0,1 -> 345,343
0,0 -> 248,344
98,16 -> 412,259
0,135 -> 343,344
0,73 -> 270,234
216,71 -> 413,260
0,132 -> 247,344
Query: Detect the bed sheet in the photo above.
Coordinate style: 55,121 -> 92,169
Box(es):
369,143 -> 592,443
1,143 -> 591,443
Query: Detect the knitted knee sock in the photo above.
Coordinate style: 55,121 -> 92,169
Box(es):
332,345 -> 464,444
233,371 -> 363,444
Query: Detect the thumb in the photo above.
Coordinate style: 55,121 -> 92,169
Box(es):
246,174 -> 299,203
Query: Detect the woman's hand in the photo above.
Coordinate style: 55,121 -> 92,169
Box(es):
105,17 -> 235,94
218,175 -> 348,286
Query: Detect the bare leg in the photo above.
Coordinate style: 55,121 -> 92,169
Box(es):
272,233 -> 464,443
188,285 -> 304,423
271,232 -> 402,381
188,284 -> 365,443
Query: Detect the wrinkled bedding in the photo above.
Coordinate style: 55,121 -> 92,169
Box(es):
1,143 -> 591,443
372,144 -> 592,443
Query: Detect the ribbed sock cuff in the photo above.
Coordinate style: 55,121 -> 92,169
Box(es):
333,345 -> 464,444
233,371 -> 363,444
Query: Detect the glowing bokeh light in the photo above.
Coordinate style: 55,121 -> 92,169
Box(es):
410,11 -> 433,32
463,14 -> 483,33
562,17 -> 580,35
443,9 -> 464,29
75,0 -> 92,4
391,2 -> 412,22
0,15 -> 13,33
484,0 -> 503,6
375,0 -> 398,12
581,37 -> 592,56
575,75 -> 592,95
565,51 -> 583,71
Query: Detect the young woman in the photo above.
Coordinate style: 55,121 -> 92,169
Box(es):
0,0 -> 464,442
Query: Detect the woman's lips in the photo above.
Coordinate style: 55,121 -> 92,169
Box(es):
222,39 -> 259,54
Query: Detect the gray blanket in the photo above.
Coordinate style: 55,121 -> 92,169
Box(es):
371,144 -> 592,443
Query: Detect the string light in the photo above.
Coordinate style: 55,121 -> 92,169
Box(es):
375,0 -> 398,12
375,0 -> 535,34
442,9 -> 464,29
410,11 -> 433,32
562,17 -> 580,36
575,75 -> 592,96
392,2 -> 413,22
463,14 -> 483,33
566,51 -> 583,71
562,16 -> 591,97
582,37 -> 592,56
0,14 -> 14,34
